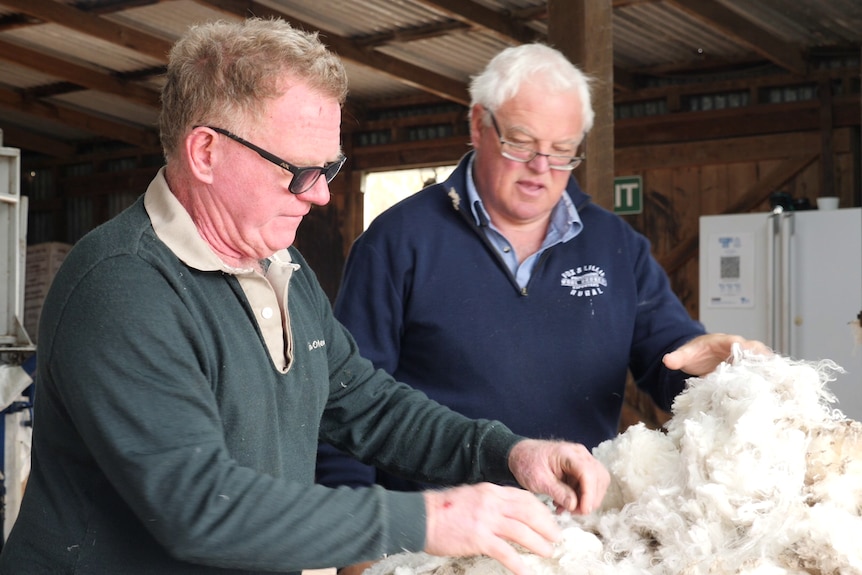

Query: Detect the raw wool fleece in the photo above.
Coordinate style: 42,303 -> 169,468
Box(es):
367,346 -> 862,575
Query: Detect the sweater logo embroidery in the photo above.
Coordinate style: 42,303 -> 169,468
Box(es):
308,339 -> 326,351
561,265 -> 607,296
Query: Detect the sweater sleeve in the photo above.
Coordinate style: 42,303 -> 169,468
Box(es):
315,244 -> 520,487
625,222 -> 706,410
317,226 -> 410,488
39,252 -> 434,571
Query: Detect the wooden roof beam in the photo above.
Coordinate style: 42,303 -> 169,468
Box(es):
0,39 -> 161,108
0,86 -> 159,149
1,0 -> 174,61
665,0 -> 807,76
413,0 -> 541,44
1,124 -> 75,158
196,0 -> 470,105
510,6 -> 547,21
354,20 -> 469,47
414,1 -> 635,93
5,0 -> 473,107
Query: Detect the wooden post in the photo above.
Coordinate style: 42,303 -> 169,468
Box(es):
547,0 -> 615,210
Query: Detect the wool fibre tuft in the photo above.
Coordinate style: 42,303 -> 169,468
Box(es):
366,347 -> 862,575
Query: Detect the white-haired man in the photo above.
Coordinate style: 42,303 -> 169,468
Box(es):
318,43 -> 765,569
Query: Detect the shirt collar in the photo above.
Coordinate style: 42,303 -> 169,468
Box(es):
143,167 -> 295,274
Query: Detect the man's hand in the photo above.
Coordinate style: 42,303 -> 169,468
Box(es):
508,439 -> 609,515
662,333 -> 771,376
423,483 -> 561,575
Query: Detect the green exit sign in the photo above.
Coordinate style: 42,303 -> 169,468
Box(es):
614,176 -> 642,215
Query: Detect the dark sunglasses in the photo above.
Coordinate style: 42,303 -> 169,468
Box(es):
202,126 -> 346,194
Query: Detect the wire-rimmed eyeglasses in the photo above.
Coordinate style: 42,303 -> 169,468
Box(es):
202,126 -> 347,194
486,111 -> 585,171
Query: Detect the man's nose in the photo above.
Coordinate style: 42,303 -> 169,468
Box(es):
526,151 -> 551,172
301,177 -> 332,206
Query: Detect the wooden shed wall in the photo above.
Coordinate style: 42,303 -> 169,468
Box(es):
619,128 -> 858,321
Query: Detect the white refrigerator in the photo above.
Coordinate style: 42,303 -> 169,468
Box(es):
699,207 -> 862,421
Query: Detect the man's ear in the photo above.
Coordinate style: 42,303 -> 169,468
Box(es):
186,127 -> 217,184
469,104 -> 485,150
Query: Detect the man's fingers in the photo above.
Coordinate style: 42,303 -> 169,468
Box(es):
497,504 -> 558,558
573,464 -> 608,513
508,439 -> 610,515
502,490 -> 561,544
543,480 -> 579,514
482,537 -> 533,575
664,334 -> 773,375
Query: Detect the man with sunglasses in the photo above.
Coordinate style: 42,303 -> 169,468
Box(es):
318,43 -> 766,565
0,20 -> 614,575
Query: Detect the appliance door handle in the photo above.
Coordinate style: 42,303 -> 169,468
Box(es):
779,211 -> 794,355
767,209 -> 780,350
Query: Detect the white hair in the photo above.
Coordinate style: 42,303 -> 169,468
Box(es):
468,43 -> 594,133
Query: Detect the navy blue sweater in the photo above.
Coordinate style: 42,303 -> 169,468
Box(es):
317,153 -> 705,491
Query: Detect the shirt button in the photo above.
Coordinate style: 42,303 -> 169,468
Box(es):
261,307 -> 274,319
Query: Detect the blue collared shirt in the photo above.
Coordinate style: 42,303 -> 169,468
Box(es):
466,155 -> 583,288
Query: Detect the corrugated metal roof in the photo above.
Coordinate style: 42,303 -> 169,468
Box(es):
0,60 -> 59,89
6,23 -> 163,72
51,90 -> 159,127
104,0 -> 237,41
614,3 -> 752,70
341,61 -> 418,102
376,30 -> 510,83
719,0 -> 862,44
0,0 -> 859,156
264,0 -> 449,37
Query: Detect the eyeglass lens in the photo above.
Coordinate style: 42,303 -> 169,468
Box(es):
290,157 -> 345,194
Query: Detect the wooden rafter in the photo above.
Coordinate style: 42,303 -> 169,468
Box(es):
413,0 -> 540,44
354,20 -> 468,47
0,38 -> 161,108
0,86 -> 159,149
195,0 -> 469,104
665,0 -> 807,76
415,0 -> 634,91
0,0 -> 474,151
1,0 -> 174,60
0,124 -> 74,157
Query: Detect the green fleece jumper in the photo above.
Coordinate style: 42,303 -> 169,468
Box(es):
0,169 -> 521,574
